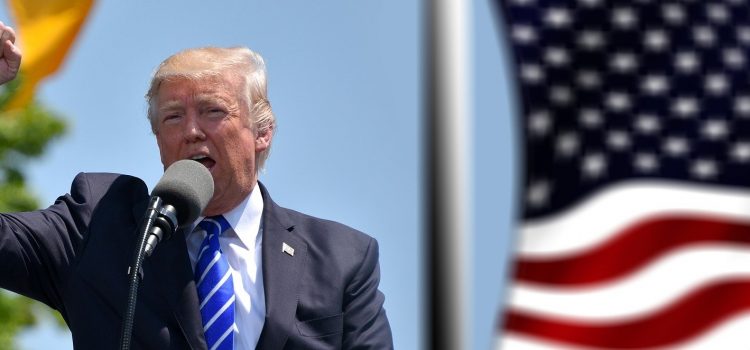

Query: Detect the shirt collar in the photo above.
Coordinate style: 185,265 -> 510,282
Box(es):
190,182 -> 264,247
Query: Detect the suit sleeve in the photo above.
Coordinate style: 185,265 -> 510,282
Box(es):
342,237 -> 394,349
0,173 -> 106,308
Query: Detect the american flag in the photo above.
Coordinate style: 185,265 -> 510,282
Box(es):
495,0 -> 750,348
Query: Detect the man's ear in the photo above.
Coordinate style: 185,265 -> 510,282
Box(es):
255,127 -> 273,152
155,132 -> 168,167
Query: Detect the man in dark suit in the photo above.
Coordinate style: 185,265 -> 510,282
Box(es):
0,22 -> 393,349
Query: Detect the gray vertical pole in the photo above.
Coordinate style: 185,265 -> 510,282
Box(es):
425,0 -> 470,349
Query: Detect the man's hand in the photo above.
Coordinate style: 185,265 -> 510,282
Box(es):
0,22 -> 20,85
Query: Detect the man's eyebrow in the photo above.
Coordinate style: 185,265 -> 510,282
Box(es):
158,100 -> 184,112
195,93 -> 232,105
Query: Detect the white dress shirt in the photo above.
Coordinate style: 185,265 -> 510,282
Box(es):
186,184 -> 266,349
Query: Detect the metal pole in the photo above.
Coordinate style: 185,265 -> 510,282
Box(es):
425,0 -> 470,348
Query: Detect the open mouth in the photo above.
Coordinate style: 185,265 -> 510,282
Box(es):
190,155 -> 216,171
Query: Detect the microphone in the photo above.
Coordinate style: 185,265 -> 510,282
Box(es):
121,159 -> 213,350
143,159 -> 214,256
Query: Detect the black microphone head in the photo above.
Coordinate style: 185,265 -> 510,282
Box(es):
152,159 -> 214,226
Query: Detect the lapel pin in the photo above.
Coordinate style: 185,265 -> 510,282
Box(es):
282,242 -> 295,257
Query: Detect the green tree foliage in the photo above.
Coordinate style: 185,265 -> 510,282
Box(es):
0,294 -> 35,349
0,75 -> 67,349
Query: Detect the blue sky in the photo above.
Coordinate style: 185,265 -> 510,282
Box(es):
2,1 -> 516,349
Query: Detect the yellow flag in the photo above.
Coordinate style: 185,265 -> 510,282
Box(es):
6,0 -> 95,108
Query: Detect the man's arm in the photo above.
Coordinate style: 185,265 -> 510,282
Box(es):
0,22 -> 20,85
0,173 -> 98,307
342,237 -> 394,349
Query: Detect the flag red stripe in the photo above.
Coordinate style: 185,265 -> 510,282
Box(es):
505,279 -> 750,348
516,216 -> 750,286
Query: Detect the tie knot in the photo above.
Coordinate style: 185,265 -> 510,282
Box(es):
198,215 -> 231,237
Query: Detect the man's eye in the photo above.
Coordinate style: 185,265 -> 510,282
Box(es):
206,108 -> 226,118
162,114 -> 182,123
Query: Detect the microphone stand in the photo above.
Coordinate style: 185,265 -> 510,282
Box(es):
119,196 -> 177,350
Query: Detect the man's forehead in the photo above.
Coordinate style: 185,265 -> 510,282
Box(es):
157,78 -> 235,104
160,74 -> 227,91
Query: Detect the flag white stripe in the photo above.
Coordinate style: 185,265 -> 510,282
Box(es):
510,245 -> 750,319
498,311 -> 750,350
673,312 -> 750,350
520,181 -> 750,256
497,332 -> 587,350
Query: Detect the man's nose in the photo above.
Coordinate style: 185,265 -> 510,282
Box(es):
183,113 -> 206,142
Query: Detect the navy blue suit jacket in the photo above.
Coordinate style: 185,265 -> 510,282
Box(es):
0,173 -> 393,349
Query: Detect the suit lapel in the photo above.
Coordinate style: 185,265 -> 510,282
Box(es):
132,182 -> 305,349
256,184 -> 307,349
148,227 -> 207,350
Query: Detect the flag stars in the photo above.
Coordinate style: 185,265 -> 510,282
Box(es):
663,136 -> 690,157
692,26 -> 717,47
577,70 -> 602,89
606,130 -> 631,150
504,0 -> 750,213
635,114 -> 661,134
701,119 -> 729,140
526,180 -> 552,207
510,0 -> 535,5
641,74 -> 670,95
550,86 -> 574,105
723,48 -> 746,69
634,153 -> 659,173
528,110 -> 552,137
610,52 -> 639,73
579,108 -> 604,129
730,142 -> 750,163
733,96 -> 750,117
606,91 -> 632,112
578,30 -> 606,50
674,51 -> 700,74
512,24 -> 538,44
704,73 -> 729,95
520,64 -> 545,84
544,7 -> 573,28
737,26 -> 750,45
504,0 -> 750,208
662,4 -> 687,26
581,153 -> 607,179
691,159 -> 719,179
612,7 -> 638,30
671,96 -> 700,118
643,29 -> 669,51
706,4 -> 730,24
578,0 -> 602,7
556,132 -> 580,157
545,47 -> 570,67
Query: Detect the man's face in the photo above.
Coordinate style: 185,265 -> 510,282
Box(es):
154,74 -> 270,216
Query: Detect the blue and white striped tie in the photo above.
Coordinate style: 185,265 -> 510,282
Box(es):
195,215 -> 235,350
